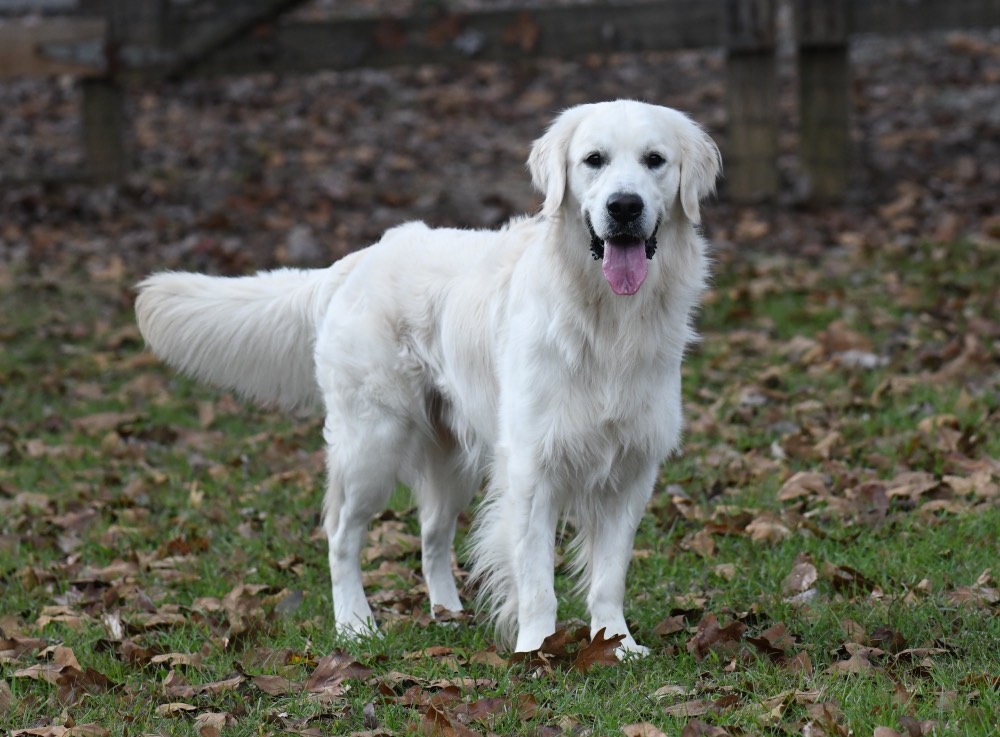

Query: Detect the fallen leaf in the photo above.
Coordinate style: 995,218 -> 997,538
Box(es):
0,678 -> 15,710
681,528 -> 715,558
777,471 -> 828,501
787,651 -> 813,675
572,628 -> 623,672
622,722 -> 668,737
744,515 -> 792,543
711,563 -> 737,581
662,699 -> 714,717
826,643 -> 881,675
653,615 -> 686,636
194,712 -> 235,731
680,720 -> 730,737
652,684 -> 688,699
156,702 -> 197,716
686,614 -> 746,662
305,651 -> 373,691
1,635 -> 48,662
468,647 -> 507,668
252,673 -> 303,696
782,561 -> 819,595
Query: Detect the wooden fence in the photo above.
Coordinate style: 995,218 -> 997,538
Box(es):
2,0 -> 999,201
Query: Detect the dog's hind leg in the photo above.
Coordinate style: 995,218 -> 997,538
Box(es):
414,445 -> 477,614
322,416 -> 406,639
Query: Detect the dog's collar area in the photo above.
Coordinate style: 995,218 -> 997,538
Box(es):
587,220 -> 658,261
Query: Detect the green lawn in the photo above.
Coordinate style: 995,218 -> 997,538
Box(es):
1,237 -> 997,736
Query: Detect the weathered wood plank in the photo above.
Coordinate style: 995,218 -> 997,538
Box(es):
81,76 -> 126,182
183,1 -> 722,77
849,0 -> 1000,34
798,0 -> 851,202
161,0 -> 312,80
724,0 -> 779,202
0,17 -> 106,77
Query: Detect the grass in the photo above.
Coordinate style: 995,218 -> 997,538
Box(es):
1,236 -> 998,736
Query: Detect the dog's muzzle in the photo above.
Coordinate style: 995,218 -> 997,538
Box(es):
586,216 -> 661,296
587,220 -> 658,261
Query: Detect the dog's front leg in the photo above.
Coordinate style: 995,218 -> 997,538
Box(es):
509,465 -> 560,653
582,467 -> 657,657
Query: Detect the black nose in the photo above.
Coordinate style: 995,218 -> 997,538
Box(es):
607,192 -> 644,224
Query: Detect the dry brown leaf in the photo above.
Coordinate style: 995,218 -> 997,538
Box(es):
681,528 -> 716,558
0,678 -> 15,711
12,725 -> 110,737
680,720 -> 730,737
873,728 -> 903,737
744,515 -> 792,543
468,647 -> 507,669
826,643 -> 880,675
686,614 -> 746,662
13,658 -> 115,705
653,615 -> 686,637
652,684 -> 688,700
417,702 -> 483,737
306,651 -> 373,692
149,651 -> 204,669
123,610 -> 188,633
402,646 -> 455,660
454,696 -> 510,723
163,669 -> 195,699
156,702 -> 197,716
35,606 -> 89,631
429,677 -> 495,691
822,562 -> 877,596
782,561 -> 819,595
711,563 -> 737,581
839,618 -> 867,644
196,673 -> 245,696
1,635 -> 48,662
787,651 -> 814,675
572,628 -> 623,672
661,698 -> 714,717
252,673 -> 303,696
747,622 -> 796,663
193,712 -> 235,731
777,471 -> 828,501
622,722 -> 668,737
70,411 -> 144,435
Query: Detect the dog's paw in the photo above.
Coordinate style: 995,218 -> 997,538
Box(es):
616,640 -> 650,659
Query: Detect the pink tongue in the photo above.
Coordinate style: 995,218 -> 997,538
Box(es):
602,241 -> 648,296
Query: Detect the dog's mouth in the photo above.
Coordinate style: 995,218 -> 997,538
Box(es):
588,220 -> 659,297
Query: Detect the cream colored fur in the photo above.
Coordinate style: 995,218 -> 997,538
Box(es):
135,100 -> 721,655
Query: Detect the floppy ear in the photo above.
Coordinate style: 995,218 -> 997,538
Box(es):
527,105 -> 592,216
678,121 -> 722,225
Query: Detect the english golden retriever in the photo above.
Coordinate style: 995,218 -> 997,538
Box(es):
136,100 -> 721,655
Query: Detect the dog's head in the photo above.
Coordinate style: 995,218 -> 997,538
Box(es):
528,100 -> 721,295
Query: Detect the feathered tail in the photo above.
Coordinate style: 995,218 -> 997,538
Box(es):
135,267 -> 338,410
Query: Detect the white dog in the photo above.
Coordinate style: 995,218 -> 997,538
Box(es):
135,100 -> 720,655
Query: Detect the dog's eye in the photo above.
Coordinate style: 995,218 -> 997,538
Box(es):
584,152 -> 605,168
644,152 -> 666,169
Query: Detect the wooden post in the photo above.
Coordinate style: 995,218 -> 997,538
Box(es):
723,0 -> 778,202
80,0 -> 168,182
81,77 -> 127,183
797,0 -> 851,202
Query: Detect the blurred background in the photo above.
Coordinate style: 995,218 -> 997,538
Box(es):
0,0 -> 997,277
